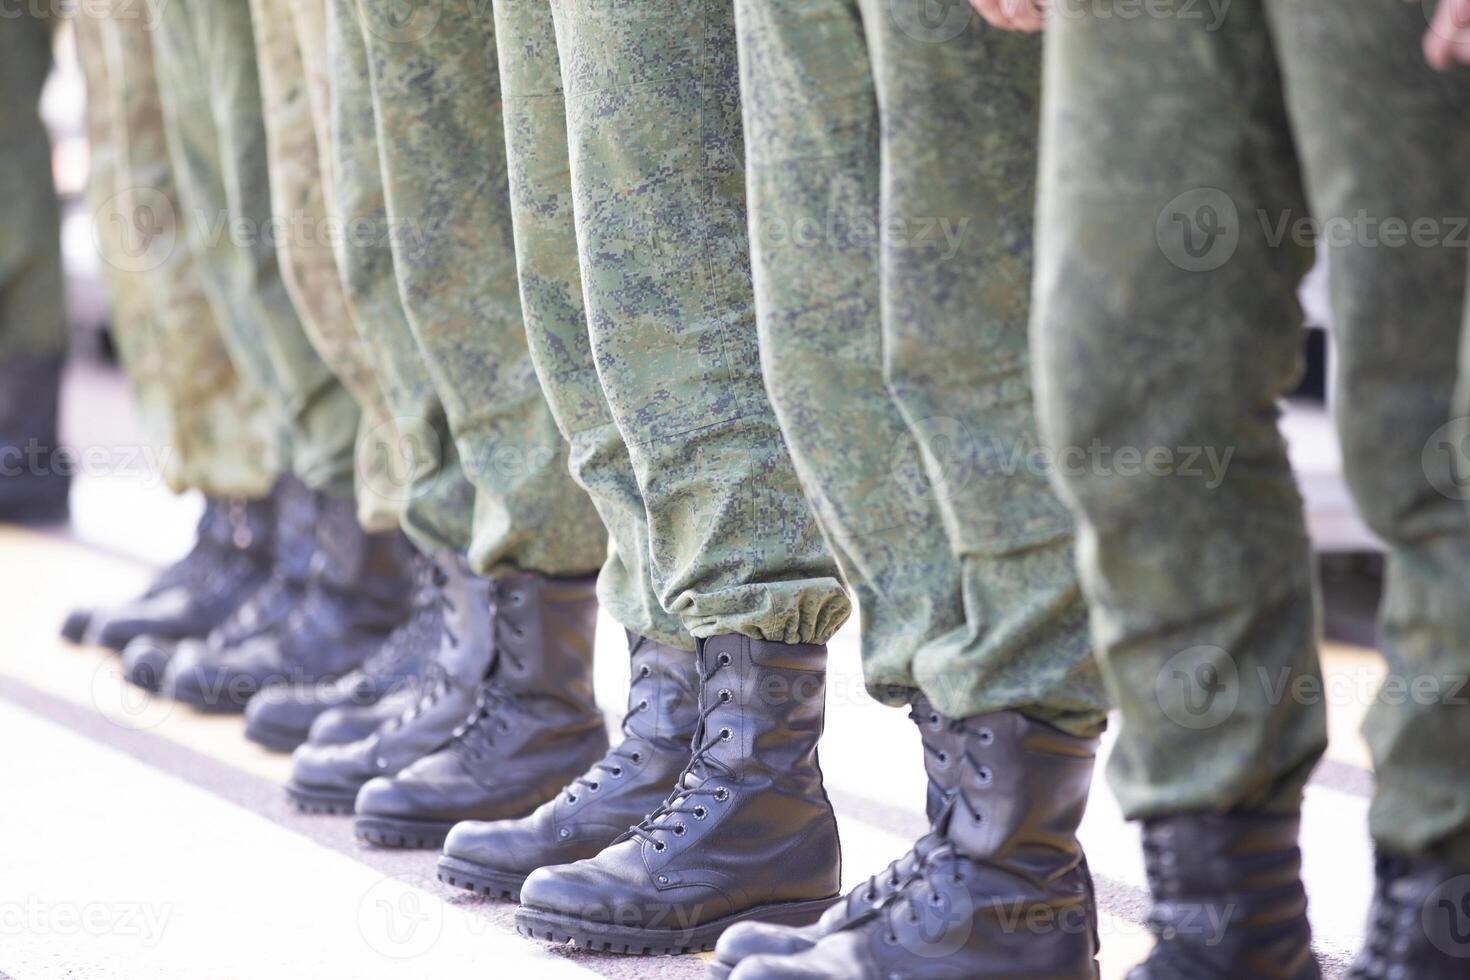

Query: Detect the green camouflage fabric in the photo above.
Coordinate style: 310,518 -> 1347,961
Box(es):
1036,0 -> 1470,864
0,7 -> 65,362
149,0 -> 361,499
734,0 -> 1105,733
251,0 -> 405,531
521,0 -> 850,644
353,0 -> 608,578
77,5 -> 277,498
490,0 -> 694,650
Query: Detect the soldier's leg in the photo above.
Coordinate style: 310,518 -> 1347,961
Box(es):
249,0 -> 401,533
1271,1 -> 1470,971
324,0 -> 473,554
1034,1 -> 1323,975
511,0 -> 851,952
432,0 -> 702,902
355,0 -> 607,578
717,6 -> 1104,977
735,0 -> 966,711
0,6 -> 68,522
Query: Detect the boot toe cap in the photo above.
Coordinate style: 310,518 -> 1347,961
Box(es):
290,740 -> 377,793
121,636 -> 176,692
308,701 -> 395,746
443,816 -> 548,873
715,920 -> 822,971
61,608 -> 93,644
519,855 -> 642,923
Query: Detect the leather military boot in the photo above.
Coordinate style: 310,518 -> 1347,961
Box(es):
0,355 -> 69,525
242,551 -> 446,751
120,635 -> 178,692
1126,813 -> 1320,980
727,710 -> 1100,980
708,697 -> 963,979
304,681 -> 423,746
1348,852 -> 1470,979
515,634 -> 841,955
87,495 -> 274,651
353,573 -> 608,849
164,494 -> 413,711
157,478 -> 318,701
438,632 -> 700,900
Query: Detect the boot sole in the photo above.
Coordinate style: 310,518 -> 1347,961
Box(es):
514,895 -> 838,955
436,856 -> 527,901
354,815 -> 454,850
285,782 -> 358,815
244,718 -> 307,753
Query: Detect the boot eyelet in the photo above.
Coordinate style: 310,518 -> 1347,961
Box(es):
630,751 -> 642,763
638,699 -> 650,712
863,889 -> 877,903
883,932 -> 899,946
588,782 -> 600,792
673,824 -> 686,836
558,827 -> 571,839
935,751 -> 950,767
639,665 -> 651,678
610,767 -> 623,777
717,652 -> 732,667
928,712 -> 940,728
977,727 -> 994,746
693,806 -> 708,820
928,892 -> 944,907
713,788 -> 729,802
567,794 -> 578,804
653,841 -> 666,852
718,689 -> 733,703
509,592 -> 525,606
719,728 -> 733,741
976,765 -> 993,786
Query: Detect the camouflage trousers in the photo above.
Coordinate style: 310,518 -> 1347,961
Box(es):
0,8 -> 65,363
315,0 -> 604,577
73,4 -> 277,498
486,0 -> 850,645
1035,0 -> 1470,865
733,0 -> 1106,732
150,0 -> 361,499
249,0 -> 404,531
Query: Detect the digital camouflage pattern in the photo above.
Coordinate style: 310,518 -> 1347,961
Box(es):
77,4 -> 277,499
250,0 -> 405,530
0,7 -> 65,362
354,0 -> 608,578
734,0 -> 1105,732
150,0 -> 360,499
490,0 -> 693,650
1036,0 -> 1470,863
537,0 -> 851,644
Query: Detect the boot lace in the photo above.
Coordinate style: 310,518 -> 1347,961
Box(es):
359,557 -> 441,678
436,581 -> 529,763
1348,854 -> 1416,979
624,649 -> 736,851
564,641 -> 670,804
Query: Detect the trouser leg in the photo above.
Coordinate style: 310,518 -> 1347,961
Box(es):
487,0 -> 688,647
357,0 -> 606,578
1271,0 -> 1470,866
1034,0 -> 1325,816
549,0 -> 849,644
0,7 -> 65,363
325,0 -> 474,551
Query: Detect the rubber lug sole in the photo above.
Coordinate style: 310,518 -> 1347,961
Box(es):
514,895 -> 838,956
436,855 -> 527,901
285,781 -> 358,814
354,815 -> 454,850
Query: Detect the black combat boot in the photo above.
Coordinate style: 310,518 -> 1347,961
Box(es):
352,573 -> 608,850
728,710 -> 1100,980
304,681 -> 424,747
163,494 -> 414,711
152,477 -> 318,696
285,556 -> 499,812
0,355 -> 69,525
84,495 -> 274,651
1126,813 -> 1320,980
708,697 -> 963,979
438,632 -> 700,900
515,634 -> 841,955
1348,852 -> 1470,979
242,551 -> 445,751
